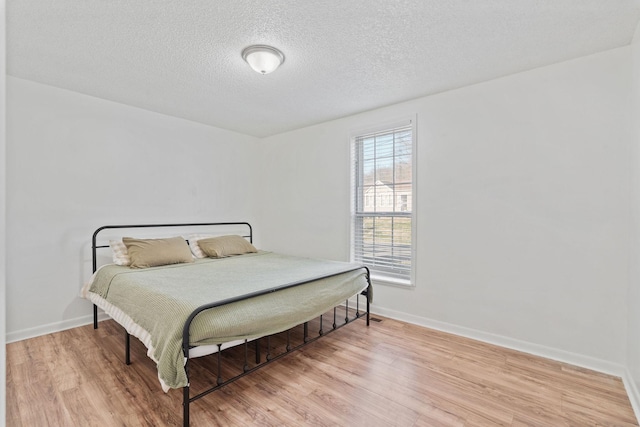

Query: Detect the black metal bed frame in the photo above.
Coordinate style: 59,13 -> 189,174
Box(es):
91,222 -> 371,427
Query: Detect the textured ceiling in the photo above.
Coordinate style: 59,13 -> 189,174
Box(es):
8,1 -> 640,138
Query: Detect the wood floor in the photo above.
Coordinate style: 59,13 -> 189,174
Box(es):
6,314 -> 639,426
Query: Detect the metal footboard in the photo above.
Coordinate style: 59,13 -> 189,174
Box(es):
180,268 -> 371,427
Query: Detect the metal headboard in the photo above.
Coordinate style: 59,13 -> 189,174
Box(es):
91,222 -> 253,273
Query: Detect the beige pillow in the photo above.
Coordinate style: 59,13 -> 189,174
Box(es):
122,236 -> 194,269
198,235 -> 257,258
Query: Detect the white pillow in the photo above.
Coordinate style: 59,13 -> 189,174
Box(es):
109,239 -> 131,266
188,234 -> 214,259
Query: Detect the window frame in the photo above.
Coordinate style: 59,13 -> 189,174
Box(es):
350,117 -> 417,287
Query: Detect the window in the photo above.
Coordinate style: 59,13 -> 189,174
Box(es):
351,120 -> 415,285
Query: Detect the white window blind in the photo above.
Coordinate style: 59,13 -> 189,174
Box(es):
352,121 -> 414,283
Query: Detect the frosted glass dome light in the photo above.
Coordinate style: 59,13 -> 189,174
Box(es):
242,45 -> 285,74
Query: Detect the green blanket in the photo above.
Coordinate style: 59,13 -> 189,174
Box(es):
89,252 -> 369,389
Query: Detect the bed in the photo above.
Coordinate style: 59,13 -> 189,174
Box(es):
84,222 -> 371,427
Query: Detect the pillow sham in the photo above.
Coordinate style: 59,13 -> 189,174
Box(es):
187,234 -> 214,259
122,236 -> 194,269
197,235 -> 257,258
109,239 -> 131,266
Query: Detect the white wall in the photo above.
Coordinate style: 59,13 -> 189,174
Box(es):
257,47 -> 633,369
1,0 -> 7,423
6,77 -> 259,340
628,20 -> 640,405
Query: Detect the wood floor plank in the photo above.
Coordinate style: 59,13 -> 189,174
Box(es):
6,316 -> 639,426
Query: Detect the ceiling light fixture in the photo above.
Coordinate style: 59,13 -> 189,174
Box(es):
241,45 -> 285,75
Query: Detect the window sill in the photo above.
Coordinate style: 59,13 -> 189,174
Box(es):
369,274 -> 413,288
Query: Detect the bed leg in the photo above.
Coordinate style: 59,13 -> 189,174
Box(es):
266,336 -> 272,361
183,385 -> 190,427
366,297 -> 370,327
255,339 -> 260,364
304,322 -> 309,342
364,267 -> 371,327
216,344 -> 223,385
125,332 -> 131,365
93,304 -> 98,329
183,352 -> 190,427
243,340 -> 249,372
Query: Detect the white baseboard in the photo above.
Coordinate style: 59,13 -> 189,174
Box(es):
370,306 -> 626,377
622,369 -> 640,423
6,312 -> 110,344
